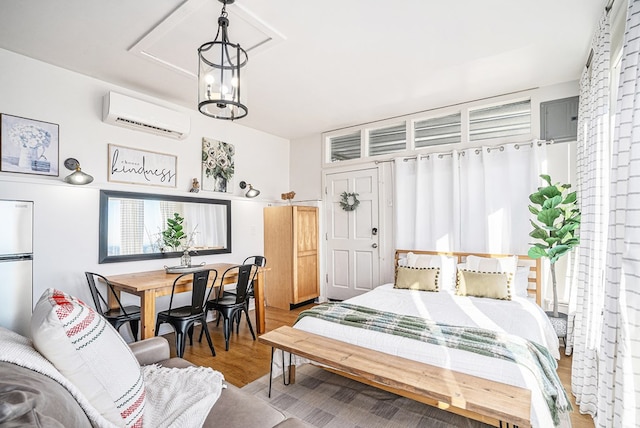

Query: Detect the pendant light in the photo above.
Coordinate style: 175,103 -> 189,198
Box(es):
198,0 -> 248,120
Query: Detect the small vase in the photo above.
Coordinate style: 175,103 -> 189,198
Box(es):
214,176 -> 227,192
180,250 -> 191,267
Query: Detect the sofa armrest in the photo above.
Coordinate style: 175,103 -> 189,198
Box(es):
129,337 -> 170,366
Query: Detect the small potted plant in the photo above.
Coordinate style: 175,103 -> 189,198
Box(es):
527,174 -> 581,340
161,213 -> 197,267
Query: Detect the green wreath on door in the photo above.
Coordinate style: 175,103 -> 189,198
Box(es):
339,192 -> 360,211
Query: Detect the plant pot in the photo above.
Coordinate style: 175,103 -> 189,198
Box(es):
546,311 -> 568,344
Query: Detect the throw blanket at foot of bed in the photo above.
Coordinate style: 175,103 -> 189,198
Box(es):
296,302 -> 571,426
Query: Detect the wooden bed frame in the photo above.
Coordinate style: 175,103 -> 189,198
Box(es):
259,250 -> 544,428
394,249 -> 543,306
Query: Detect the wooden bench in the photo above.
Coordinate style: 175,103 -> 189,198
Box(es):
259,326 -> 531,428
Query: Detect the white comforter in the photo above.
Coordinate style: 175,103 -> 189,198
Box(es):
277,284 -> 569,428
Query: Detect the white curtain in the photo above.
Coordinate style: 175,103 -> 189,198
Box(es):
570,10 -> 611,417
394,142 -> 546,255
598,1 -> 640,425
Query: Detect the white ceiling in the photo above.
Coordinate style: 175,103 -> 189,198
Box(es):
0,0 -> 605,140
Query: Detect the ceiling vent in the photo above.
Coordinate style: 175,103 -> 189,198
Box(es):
102,91 -> 190,140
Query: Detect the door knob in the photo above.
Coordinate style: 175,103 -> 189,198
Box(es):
372,243 -> 378,248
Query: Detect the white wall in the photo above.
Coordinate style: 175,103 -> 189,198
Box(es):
0,48 -> 289,316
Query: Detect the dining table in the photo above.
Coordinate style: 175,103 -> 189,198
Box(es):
105,263 -> 268,340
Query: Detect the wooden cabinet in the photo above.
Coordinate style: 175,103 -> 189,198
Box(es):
264,205 -> 319,310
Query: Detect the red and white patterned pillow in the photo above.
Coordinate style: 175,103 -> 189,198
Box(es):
31,288 -> 145,427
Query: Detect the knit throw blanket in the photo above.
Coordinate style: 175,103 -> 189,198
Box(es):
296,302 -> 571,426
0,327 -> 223,428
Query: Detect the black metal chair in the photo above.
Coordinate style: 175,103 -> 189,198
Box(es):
224,256 -> 266,331
155,269 -> 217,358
199,264 -> 256,351
84,272 -> 141,341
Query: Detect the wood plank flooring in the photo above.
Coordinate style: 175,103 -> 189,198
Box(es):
162,304 -> 593,428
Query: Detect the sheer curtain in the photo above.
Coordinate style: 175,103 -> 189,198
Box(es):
571,10 -> 610,418
394,142 -> 546,254
598,1 -> 640,425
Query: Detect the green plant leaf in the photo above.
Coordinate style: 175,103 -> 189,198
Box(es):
529,192 -> 545,205
528,247 -> 548,259
540,185 -> 562,199
540,174 -> 552,186
563,191 -> 577,204
545,237 -> 560,246
528,205 -> 540,216
530,228 -> 548,240
542,195 -> 562,210
538,208 -> 561,227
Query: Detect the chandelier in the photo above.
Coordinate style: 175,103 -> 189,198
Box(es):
198,0 -> 248,120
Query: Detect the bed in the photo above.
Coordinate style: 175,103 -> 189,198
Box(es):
269,250 -> 570,428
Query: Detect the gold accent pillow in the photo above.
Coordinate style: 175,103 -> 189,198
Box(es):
394,266 -> 439,291
456,269 -> 512,300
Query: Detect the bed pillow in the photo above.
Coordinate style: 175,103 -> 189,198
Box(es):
465,255 -> 518,276
405,252 -> 456,291
394,266 -> 439,291
456,269 -> 512,300
30,288 -> 145,427
513,266 -> 531,298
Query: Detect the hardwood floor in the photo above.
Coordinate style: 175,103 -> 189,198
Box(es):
163,304 -> 594,428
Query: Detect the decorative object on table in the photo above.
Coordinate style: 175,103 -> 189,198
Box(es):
107,144 -> 177,187
197,0 -> 248,120
339,191 -> 360,211
189,177 -> 200,193
202,138 -> 234,192
0,113 -> 59,176
281,191 -> 295,204
159,212 -> 200,270
239,180 -> 260,198
527,174 -> 581,341
63,158 -> 94,185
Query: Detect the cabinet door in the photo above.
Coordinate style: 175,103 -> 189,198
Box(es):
293,207 -> 319,304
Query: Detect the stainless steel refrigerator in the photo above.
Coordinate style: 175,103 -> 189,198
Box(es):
0,200 -> 33,336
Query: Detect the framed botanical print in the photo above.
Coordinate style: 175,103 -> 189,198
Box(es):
0,114 -> 59,176
202,138 -> 235,192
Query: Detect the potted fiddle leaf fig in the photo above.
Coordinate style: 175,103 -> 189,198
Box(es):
528,175 -> 581,339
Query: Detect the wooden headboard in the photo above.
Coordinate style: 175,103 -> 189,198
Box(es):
394,249 -> 542,306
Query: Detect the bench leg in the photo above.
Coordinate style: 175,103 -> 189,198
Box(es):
267,347 -> 295,399
268,347 -> 274,398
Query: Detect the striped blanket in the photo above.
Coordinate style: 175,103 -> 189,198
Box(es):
296,302 -> 571,426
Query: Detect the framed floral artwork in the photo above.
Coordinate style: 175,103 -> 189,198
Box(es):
0,114 -> 59,176
202,137 -> 234,192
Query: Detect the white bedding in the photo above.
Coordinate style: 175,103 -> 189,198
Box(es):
275,284 -> 569,428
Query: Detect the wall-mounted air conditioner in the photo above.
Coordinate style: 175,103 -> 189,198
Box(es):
102,91 -> 190,140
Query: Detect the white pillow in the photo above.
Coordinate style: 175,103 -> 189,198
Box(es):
465,255 -> 518,276
513,266 -> 531,298
31,288 -> 146,427
405,252 -> 456,291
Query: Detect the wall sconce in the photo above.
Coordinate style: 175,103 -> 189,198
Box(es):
63,158 -> 94,185
239,180 -> 260,198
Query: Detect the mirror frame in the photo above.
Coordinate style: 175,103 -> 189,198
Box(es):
99,190 -> 232,263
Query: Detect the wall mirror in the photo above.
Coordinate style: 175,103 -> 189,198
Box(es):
99,190 -> 231,263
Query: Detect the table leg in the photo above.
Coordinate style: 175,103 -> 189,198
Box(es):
254,271 -> 266,334
107,288 -> 120,311
139,291 -> 157,340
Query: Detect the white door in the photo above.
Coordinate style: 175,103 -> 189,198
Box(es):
325,168 -> 379,300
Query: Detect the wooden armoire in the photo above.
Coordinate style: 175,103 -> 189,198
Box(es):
263,205 -> 319,310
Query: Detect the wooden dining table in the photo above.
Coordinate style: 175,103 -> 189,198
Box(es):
105,263 -> 268,340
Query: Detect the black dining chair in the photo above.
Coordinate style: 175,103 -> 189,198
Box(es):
199,264 -> 256,351
155,269 -> 217,358
223,256 -> 266,331
84,272 -> 141,341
